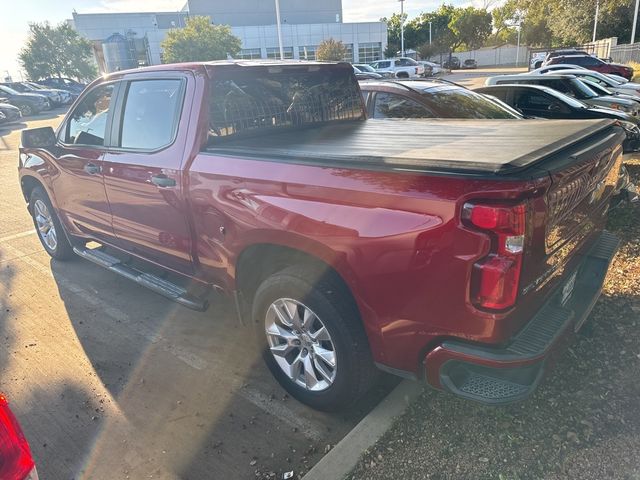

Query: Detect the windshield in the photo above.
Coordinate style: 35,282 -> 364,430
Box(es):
0,85 -> 19,95
581,79 -> 613,95
420,86 -> 521,119
545,88 -> 589,108
567,78 -> 600,99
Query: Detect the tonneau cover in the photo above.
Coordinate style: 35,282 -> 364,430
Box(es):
206,118 -> 616,175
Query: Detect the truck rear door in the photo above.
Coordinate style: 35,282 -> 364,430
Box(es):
102,73 -> 195,275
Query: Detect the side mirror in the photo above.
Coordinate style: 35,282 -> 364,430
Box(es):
21,126 -> 56,148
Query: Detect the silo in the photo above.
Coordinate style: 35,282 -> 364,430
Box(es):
102,33 -> 136,72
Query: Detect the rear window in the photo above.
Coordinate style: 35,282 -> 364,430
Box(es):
206,65 -> 363,144
420,87 -> 520,119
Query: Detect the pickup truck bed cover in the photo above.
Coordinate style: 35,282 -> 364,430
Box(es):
206,118 -> 615,175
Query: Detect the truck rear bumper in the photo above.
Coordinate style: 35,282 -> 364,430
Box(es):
423,230 -> 620,405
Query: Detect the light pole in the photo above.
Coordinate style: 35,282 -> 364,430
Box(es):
275,0 -> 284,60
632,0 -> 640,44
429,21 -> 432,45
592,0 -> 600,43
515,21 -> 522,66
399,0 -> 405,57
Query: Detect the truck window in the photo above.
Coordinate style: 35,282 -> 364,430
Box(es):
374,92 -> 433,119
66,84 -> 114,146
207,65 -> 363,143
119,79 -> 183,150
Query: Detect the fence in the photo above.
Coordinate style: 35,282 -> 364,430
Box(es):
610,43 -> 640,64
429,45 -> 530,67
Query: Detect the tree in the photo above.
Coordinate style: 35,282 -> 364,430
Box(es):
161,16 -> 241,63
449,7 -> 493,50
19,22 -> 97,81
316,38 -> 349,61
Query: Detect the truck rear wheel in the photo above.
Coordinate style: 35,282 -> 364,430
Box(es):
29,187 -> 74,260
252,265 -> 377,411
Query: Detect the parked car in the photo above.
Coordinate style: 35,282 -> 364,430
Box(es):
2,82 -> 65,107
19,61 -> 630,410
417,60 -> 443,76
544,55 -> 634,80
353,64 -> 393,78
541,68 -> 640,97
0,85 -> 49,116
475,84 -> 640,151
37,76 -> 87,94
24,82 -> 75,104
486,74 -> 640,115
359,79 -> 521,119
544,49 -> 591,63
352,66 -> 382,80
529,52 -> 547,70
0,102 -> 22,123
442,56 -> 461,69
369,57 -> 425,78
530,64 -> 587,75
461,59 -> 478,69
580,79 -> 640,106
0,394 -> 38,480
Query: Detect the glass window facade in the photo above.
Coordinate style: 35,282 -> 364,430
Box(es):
298,45 -> 318,61
266,47 -> 294,59
343,44 -> 354,62
237,48 -> 262,60
358,42 -> 382,63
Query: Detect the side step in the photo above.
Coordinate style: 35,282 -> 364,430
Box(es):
73,246 -> 209,312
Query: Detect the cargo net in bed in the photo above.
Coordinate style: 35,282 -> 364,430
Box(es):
208,67 -> 364,142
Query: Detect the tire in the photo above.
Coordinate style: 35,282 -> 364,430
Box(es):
252,264 -> 377,411
19,104 -> 33,117
29,187 -> 74,260
396,71 -> 409,79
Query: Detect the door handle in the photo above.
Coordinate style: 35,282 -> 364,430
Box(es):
151,174 -> 177,188
84,163 -> 101,175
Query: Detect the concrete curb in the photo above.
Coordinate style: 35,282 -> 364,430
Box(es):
301,380 -> 425,480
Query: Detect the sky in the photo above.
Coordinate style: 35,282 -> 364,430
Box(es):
0,0 -> 469,80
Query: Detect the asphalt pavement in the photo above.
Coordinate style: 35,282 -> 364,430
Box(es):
0,111 -> 396,480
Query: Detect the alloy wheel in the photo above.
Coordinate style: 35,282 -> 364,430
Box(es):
34,199 -> 57,251
265,298 -> 337,392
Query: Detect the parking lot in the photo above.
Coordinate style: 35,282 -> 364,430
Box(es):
0,110 -> 396,479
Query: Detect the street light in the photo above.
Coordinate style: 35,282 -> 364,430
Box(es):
275,0 -> 284,60
429,21 -> 432,45
399,0 -> 405,57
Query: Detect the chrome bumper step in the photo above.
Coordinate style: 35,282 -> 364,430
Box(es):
73,246 -> 209,312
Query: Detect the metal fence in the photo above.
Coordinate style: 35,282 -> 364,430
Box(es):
610,43 -> 640,64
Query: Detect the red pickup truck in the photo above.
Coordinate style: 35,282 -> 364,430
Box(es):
19,61 -> 626,410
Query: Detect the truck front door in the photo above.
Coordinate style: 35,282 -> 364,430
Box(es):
102,75 -> 195,275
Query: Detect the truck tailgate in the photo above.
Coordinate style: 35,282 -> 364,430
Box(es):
206,118 -> 616,175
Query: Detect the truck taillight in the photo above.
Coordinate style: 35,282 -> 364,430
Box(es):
0,395 -> 36,480
463,203 -> 526,310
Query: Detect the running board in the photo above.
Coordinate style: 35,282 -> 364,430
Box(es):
73,246 -> 209,312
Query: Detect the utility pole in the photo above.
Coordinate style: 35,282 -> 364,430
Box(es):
516,21 -> 522,66
632,0 -> 640,44
592,0 -> 600,43
275,0 -> 284,59
399,0 -> 405,57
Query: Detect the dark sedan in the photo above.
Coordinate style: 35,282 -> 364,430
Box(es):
37,77 -> 87,94
0,85 -> 49,116
0,102 -> 22,123
359,78 -> 522,120
475,84 -> 640,152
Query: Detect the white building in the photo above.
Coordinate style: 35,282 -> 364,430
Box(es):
71,1 -> 387,74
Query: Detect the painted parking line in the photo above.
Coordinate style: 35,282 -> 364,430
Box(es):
0,229 -> 36,243
238,386 -> 325,443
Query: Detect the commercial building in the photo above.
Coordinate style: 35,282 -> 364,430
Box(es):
71,1 -> 388,74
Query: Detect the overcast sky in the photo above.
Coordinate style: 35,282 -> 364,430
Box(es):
0,0 -> 468,80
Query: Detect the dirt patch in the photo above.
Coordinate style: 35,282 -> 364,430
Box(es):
347,157 -> 640,480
